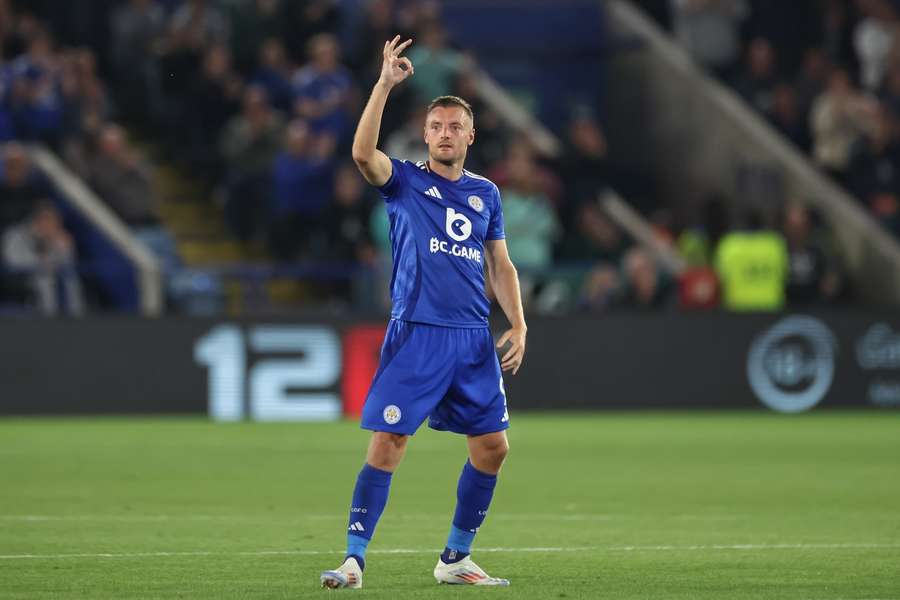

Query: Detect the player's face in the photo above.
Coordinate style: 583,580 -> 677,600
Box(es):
424,106 -> 474,166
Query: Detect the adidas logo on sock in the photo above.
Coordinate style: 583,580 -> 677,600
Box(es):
423,186 -> 443,199
348,521 -> 366,532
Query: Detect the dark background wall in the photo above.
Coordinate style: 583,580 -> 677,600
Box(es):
2,313 -> 899,417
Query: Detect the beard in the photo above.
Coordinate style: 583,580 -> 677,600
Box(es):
430,145 -> 463,167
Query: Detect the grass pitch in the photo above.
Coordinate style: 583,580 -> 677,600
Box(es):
0,412 -> 898,599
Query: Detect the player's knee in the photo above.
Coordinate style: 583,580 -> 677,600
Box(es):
476,436 -> 508,471
367,432 -> 409,471
492,438 -> 509,465
380,431 -> 408,450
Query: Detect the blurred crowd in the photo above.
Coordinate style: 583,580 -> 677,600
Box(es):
0,0 -> 880,315
648,0 -> 900,238
0,0 -> 640,314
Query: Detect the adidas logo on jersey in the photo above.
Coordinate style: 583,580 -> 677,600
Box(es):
348,521 -> 365,532
423,186 -> 443,199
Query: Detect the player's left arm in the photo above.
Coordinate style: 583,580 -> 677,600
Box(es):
485,239 -> 527,375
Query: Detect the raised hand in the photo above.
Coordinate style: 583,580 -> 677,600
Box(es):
378,35 -> 414,88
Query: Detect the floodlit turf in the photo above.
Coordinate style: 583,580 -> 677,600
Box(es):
0,412 -> 898,599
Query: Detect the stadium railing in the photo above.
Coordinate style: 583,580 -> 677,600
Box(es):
602,189 -> 686,275
29,146 -> 163,315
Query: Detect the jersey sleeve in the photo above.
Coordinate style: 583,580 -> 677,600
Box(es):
486,185 -> 506,240
376,158 -> 408,201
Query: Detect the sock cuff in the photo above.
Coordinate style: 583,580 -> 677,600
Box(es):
446,525 -> 477,553
359,463 -> 393,486
463,460 -> 498,488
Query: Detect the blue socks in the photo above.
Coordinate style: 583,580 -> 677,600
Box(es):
345,463 -> 393,570
343,461 -> 499,568
441,461 -> 498,563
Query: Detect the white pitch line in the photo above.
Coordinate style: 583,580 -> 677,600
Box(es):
1,543 -> 898,561
0,514 -> 746,523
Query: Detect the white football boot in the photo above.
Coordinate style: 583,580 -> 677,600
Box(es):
320,556 -> 363,589
434,555 -> 510,586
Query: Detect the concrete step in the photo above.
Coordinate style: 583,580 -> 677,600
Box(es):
177,239 -> 269,265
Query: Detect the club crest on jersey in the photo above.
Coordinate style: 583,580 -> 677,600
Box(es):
383,404 -> 401,425
467,195 -> 484,212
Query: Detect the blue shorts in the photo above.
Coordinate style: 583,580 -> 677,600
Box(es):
361,319 -> 509,436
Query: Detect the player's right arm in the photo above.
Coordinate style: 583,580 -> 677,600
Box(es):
351,35 -> 414,187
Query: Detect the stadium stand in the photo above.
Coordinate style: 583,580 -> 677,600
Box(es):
645,0 -> 900,241
2,0 -> 897,315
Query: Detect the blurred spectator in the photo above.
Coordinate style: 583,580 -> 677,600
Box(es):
6,30 -> 63,143
810,66 -> 879,178
84,124 -> 158,227
110,0 -> 166,127
499,148 -> 560,273
614,247 -> 674,309
782,203 -> 842,306
847,105 -> 900,203
733,38 -> 778,115
406,20 -> 465,103
58,49 -> 112,145
0,0 -> 14,43
2,202 -> 84,315
847,106 -> 900,234
251,38 -> 293,113
321,162 -> 375,263
449,72 -> 506,173
670,0 -> 748,80
769,83 -> 812,152
168,0 -> 229,51
83,123 -> 180,271
558,112 -> 611,230
292,33 -> 354,140
0,143 -> 47,234
227,0 -> 285,74
867,190 -> 900,234
0,102 -> 13,143
677,265 -> 720,309
879,63 -> 900,118
676,196 -> 729,266
318,174 -> 377,306
161,0 -> 229,97
2,11 -> 40,60
853,0 -> 898,92
220,86 -> 284,241
559,202 -> 630,263
267,119 -> 335,260
281,0 -> 342,63
795,47 -> 831,120
579,264 -> 622,311
714,211 -> 789,311
489,138 -> 563,207
384,106 -> 427,163
185,43 -> 243,180
347,0 -> 397,78
740,1 -> 821,75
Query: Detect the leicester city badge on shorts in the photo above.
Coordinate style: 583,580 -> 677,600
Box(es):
383,404 -> 402,425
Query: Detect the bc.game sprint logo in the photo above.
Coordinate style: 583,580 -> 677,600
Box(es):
429,207 -> 482,263
445,207 -> 472,241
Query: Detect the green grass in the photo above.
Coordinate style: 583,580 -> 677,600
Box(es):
0,412 -> 898,599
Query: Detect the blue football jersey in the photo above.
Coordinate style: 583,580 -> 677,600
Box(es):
377,158 -> 505,328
